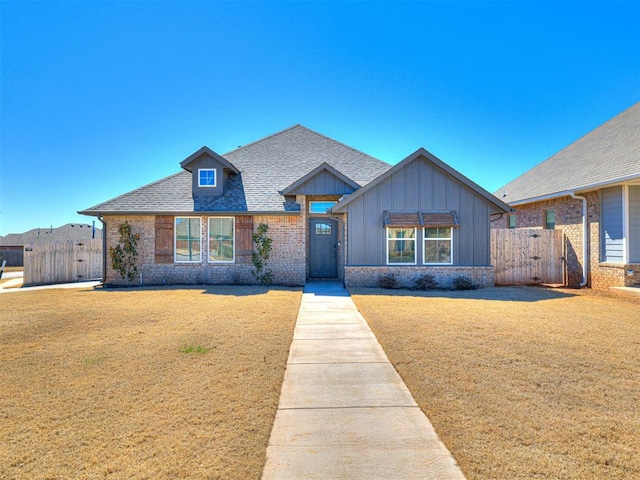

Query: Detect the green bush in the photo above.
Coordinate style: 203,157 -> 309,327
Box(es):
415,274 -> 438,290
452,276 -> 477,290
378,273 -> 398,289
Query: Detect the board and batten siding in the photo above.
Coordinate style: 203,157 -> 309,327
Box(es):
601,186 -> 624,263
629,185 -> 640,263
344,157 -> 492,266
289,170 -> 357,195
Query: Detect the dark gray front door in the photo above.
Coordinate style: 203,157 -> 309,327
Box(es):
309,218 -> 338,278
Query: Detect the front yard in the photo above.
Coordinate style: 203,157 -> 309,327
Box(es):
351,286 -> 640,480
0,286 -> 302,479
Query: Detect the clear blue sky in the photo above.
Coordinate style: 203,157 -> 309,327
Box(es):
1,0 -> 638,235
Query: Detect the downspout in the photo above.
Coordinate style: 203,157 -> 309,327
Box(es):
569,192 -> 588,287
97,215 -> 107,283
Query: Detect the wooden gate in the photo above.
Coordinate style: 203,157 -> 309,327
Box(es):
23,239 -> 103,286
491,229 -> 565,285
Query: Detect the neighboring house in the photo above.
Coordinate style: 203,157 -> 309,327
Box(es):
0,223 -> 102,267
80,125 -> 509,287
493,103 -> 640,289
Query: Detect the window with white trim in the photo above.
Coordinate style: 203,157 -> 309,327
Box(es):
198,168 -> 216,187
208,217 -> 235,262
386,227 -> 416,264
175,217 -> 201,262
423,227 -> 452,264
508,214 -> 516,229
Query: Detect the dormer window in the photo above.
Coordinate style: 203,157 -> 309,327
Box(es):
198,168 -> 217,187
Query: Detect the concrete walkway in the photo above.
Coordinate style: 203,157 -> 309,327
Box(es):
262,281 -> 465,479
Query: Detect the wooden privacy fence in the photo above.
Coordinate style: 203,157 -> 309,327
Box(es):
24,239 -> 103,286
491,229 -> 566,285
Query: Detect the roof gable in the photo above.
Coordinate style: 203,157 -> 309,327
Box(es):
180,146 -> 239,174
281,162 -> 360,195
333,148 -> 510,214
497,102 -> 640,204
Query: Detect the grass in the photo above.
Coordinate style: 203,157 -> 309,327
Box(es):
351,286 -> 640,480
0,285 -> 302,480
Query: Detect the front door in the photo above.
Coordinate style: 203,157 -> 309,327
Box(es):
309,218 -> 338,278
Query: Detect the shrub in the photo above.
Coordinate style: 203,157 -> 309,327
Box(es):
251,223 -> 274,285
109,221 -> 140,283
452,276 -> 477,290
378,273 -> 398,289
415,273 -> 438,290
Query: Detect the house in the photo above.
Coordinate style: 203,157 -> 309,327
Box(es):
79,125 -> 510,287
493,103 -> 640,289
0,223 -> 102,267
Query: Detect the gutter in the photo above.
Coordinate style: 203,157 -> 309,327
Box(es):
505,173 -> 640,206
569,192 -> 588,287
97,215 -> 107,283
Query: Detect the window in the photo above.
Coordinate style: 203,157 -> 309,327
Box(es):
315,222 -> 332,235
387,227 -> 416,264
545,210 -> 556,230
309,201 -> 336,213
198,168 -> 216,187
208,217 -> 234,262
175,217 -> 201,262
423,227 -> 452,264
508,214 -> 516,229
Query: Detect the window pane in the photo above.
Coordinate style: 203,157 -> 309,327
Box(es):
425,227 -> 451,239
315,223 -> 332,235
309,201 -> 336,213
545,210 -> 556,230
424,240 -> 451,263
508,215 -> 516,229
388,239 -> 416,263
209,218 -> 234,262
175,218 -> 201,262
388,227 -> 416,239
199,169 -> 216,187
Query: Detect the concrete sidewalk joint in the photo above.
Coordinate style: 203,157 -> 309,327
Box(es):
262,281 -> 466,480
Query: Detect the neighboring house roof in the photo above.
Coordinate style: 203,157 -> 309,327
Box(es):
333,148 -> 511,214
496,102 -> 640,204
80,125 -> 391,215
0,223 -> 102,247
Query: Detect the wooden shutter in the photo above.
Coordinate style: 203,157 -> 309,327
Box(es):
235,216 -> 253,264
155,216 -> 174,264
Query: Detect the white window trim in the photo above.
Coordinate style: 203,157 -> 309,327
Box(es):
423,227 -> 454,265
198,168 -> 217,188
174,216 -> 202,263
208,217 -> 235,263
309,201 -> 337,214
386,227 -> 417,265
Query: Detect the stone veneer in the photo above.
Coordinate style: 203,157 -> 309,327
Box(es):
492,191 -> 640,289
104,214 -> 306,286
344,266 -> 495,289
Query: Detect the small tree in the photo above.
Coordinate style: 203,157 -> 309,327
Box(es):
109,221 -> 140,283
251,222 -> 273,285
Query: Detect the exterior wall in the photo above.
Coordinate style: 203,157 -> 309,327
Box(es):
344,266 -> 495,289
492,191 -> 640,289
343,156 -> 493,266
103,214 -> 305,286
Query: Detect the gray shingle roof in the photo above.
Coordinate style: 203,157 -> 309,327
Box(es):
80,125 -> 391,215
0,223 -> 102,246
496,103 -> 640,204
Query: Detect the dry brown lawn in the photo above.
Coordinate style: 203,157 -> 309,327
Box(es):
351,286 -> 640,480
1,285 -> 302,479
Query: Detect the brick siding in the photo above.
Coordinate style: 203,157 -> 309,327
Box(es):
344,266 -> 495,289
103,214 -> 305,286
